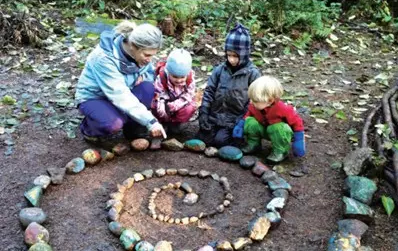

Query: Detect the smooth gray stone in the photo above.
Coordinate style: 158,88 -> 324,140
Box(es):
19,207 -> 47,227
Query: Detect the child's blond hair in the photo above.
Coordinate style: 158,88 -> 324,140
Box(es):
248,76 -> 284,103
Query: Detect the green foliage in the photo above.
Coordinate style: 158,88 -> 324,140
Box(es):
381,195 -> 395,217
1,95 -> 17,105
264,0 -> 339,37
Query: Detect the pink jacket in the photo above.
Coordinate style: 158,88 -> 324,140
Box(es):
151,70 -> 196,120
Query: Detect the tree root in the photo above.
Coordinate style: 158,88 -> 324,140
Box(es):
361,103 -> 381,148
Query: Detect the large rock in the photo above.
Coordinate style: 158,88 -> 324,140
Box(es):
344,176 -> 377,205
28,242 -> 53,251
19,207 -> 47,227
252,161 -> 270,177
183,193 -> 199,205
82,149 -> 101,165
24,186 -> 43,207
25,222 -> 49,246
327,231 -> 360,251
343,197 -> 374,224
109,221 -> 125,236
65,157 -> 85,174
337,219 -> 369,239
261,170 -> 278,183
343,148 -> 373,176
184,139 -> 206,152
154,241 -> 172,251
218,146 -> 243,161
162,138 -> 184,151
239,156 -> 257,170
268,177 -> 292,191
120,229 -> 141,250
47,167 -> 66,185
131,138 -> 150,151
248,216 -> 271,241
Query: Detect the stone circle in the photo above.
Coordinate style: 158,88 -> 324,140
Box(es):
18,138 -> 292,250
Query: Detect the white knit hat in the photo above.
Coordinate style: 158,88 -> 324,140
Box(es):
166,49 -> 192,77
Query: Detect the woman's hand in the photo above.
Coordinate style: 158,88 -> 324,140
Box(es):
149,122 -> 167,139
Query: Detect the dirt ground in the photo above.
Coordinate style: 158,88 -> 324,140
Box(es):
2,28 -> 398,251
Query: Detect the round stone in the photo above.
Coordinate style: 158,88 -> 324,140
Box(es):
25,222 -> 49,246
131,138 -> 150,151
135,241 -> 154,251
109,221 -> 125,236
155,168 -> 166,177
19,208 -> 47,227
216,204 -> 225,213
183,193 -> 199,205
239,156 -> 257,170
28,242 -> 53,251
33,175 -> 51,190
65,157 -> 85,174
120,229 -> 141,250
218,146 -> 243,161
82,149 -> 101,165
184,139 -> 206,152
204,147 -> 218,157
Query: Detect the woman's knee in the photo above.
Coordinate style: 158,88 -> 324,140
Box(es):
101,117 -> 124,134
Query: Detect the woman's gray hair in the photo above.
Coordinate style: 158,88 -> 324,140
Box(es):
114,21 -> 162,49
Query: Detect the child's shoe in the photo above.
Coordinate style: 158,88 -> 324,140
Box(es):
266,151 -> 288,163
241,144 -> 261,154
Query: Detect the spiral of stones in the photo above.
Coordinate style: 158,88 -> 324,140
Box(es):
18,140 -> 293,251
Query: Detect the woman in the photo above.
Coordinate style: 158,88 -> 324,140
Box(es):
75,21 -> 166,142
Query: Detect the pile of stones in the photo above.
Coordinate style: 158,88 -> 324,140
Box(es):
327,155 -> 378,251
19,137 -> 293,251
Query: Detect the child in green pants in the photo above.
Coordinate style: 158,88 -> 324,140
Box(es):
232,76 -> 305,163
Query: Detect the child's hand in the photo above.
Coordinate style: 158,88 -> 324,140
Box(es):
292,131 -> 305,157
232,119 -> 245,138
167,101 -> 177,112
158,100 -> 167,118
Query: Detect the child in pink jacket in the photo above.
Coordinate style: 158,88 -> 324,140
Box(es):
151,49 -> 197,133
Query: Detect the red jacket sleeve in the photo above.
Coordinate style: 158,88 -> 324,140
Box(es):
277,102 -> 304,132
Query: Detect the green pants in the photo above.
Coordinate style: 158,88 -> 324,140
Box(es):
244,117 -> 293,154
